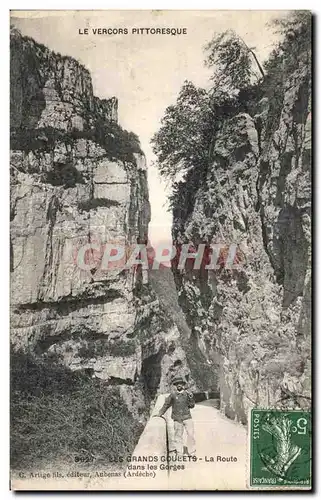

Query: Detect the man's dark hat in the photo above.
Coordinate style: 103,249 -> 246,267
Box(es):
172,375 -> 185,385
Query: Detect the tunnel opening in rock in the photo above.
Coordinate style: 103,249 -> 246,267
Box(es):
141,352 -> 163,398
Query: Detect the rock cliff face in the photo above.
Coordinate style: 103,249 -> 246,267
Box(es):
10,31 -> 118,131
171,26 -> 311,423
10,31 -> 187,410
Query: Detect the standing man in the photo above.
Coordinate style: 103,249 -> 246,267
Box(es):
157,375 -> 196,456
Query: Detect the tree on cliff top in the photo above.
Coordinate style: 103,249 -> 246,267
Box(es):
151,32 -> 264,182
151,81 -> 215,180
204,30 -> 264,96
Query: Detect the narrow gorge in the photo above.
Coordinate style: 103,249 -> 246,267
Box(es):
10,12 -> 311,471
166,15 -> 312,423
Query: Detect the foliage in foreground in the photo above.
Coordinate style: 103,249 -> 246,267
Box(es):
10,349 -> 143,469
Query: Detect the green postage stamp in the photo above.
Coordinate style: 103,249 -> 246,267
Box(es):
249,409 -> 312,488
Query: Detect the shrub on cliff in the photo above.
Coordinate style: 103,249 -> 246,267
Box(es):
78,197 -> 120,212
11,123 -> 142,165
46,162 -> 86,188
91,121 -> 142,163
10,349 -> 143,469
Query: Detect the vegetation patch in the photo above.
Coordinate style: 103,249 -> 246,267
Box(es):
11,122 -> 142,166
11,349 -> 143,469
78,198 -> 120,212
45,162 -> 85,188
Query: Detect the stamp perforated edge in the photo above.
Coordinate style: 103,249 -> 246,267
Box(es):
247,408 -> 312,491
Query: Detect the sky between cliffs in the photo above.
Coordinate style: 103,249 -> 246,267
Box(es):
12,10 -> 286,246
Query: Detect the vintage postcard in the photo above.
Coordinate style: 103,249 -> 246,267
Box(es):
10,10 -> 312,491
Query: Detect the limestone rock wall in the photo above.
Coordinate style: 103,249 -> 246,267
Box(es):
10,31 -> 117,131
10,31 -> 188,402
172,32 -> 311,423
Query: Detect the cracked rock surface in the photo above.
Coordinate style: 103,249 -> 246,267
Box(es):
10,31 -> 190,404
